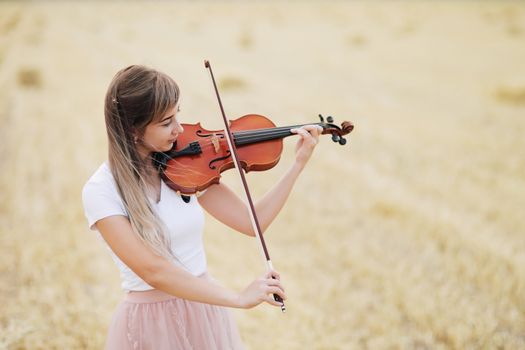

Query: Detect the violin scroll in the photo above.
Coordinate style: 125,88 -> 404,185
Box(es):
318,114 -> 354,145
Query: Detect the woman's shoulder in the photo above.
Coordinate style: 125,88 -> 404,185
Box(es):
82,162 -> 119,198
82,162 -> 127,228
84,161 -> 112,184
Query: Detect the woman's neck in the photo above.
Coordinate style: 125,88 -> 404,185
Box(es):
137,143 -> 152,163
141,160 -> 161,202
135,144 -> 162,198
135,146 -> 158,179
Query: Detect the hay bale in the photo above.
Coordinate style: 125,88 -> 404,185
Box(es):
494,85 -> 525,106
17,67 -> 42,88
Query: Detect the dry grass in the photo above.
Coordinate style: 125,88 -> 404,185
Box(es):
1,1 -> 524,349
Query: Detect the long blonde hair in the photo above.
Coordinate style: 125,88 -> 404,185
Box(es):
104,65 -> 180,259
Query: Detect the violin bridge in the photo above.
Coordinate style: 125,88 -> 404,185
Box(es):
211,133 -> 220,153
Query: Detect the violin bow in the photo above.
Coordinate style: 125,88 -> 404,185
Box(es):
204,60 -> 286,313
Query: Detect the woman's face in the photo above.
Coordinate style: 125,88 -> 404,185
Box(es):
137,104 -> 183,156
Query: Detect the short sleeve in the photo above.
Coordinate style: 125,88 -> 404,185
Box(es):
82,176 -> 127,231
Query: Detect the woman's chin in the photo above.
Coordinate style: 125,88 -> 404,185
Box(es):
163,142 -> 175,151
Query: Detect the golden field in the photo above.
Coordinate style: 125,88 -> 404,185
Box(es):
1,1 -> 524,349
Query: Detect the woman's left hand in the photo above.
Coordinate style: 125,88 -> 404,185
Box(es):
290,125 -> 323,168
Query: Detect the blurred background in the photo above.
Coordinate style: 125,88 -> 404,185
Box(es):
1,1 -> 524,349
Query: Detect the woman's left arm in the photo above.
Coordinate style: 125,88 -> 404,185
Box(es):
198,124 -> 322,236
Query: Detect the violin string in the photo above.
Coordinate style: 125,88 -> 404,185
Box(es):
233,123 -> 325,144
181,121 -> 325,149
193,131 -> 287,150
158,127 -> 290,155
190,128 -> 288,147
180,128 -> 288,152
233,123 -> 322,138
195,122 -> 322,147
188,122 -> 321,145
233,123 -> 317,135
234,130 -> 294,144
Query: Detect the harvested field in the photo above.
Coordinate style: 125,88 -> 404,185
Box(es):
0,1 -> 524,349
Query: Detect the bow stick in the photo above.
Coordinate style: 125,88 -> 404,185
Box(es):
204,60 -> 286,313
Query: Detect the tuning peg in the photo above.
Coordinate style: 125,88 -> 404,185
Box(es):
339,137 -> 347,145
331,133 -> 340,143
318,114 -> 324,122
327,116 -> 334,123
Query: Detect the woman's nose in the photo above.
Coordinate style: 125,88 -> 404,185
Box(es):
174,122 -> 184,134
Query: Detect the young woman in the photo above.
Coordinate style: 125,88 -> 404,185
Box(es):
82,65 -> 322,349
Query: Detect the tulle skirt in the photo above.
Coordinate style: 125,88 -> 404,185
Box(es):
105,274 -> 245,350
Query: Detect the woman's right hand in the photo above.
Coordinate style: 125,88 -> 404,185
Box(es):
236,270 -> 287,309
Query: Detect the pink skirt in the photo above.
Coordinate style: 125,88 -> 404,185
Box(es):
105,274 -> 245,350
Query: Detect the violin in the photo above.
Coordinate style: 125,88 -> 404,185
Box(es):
154,113 -> 353,195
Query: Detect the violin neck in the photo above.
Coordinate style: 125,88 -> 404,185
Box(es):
233,123 -> 322,146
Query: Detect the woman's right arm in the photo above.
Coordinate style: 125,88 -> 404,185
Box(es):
95,215 -> 286,309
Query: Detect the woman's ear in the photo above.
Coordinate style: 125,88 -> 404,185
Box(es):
131,128 -> 140,144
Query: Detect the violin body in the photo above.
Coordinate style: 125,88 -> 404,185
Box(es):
161,114 -> 283,194
158,113 -> 353,195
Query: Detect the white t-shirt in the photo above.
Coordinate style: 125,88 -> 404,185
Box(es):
82,162 -> 207,292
